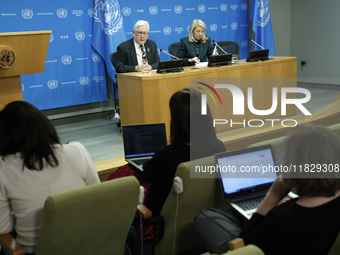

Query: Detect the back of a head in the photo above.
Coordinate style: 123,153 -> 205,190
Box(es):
169,88 -> 218,153
282,124 -> 340,196
0,101 -> 60,170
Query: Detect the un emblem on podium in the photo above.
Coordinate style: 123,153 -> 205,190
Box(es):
0,46 -> 15,69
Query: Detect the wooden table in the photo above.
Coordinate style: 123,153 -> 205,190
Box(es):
117,57 -> 297,140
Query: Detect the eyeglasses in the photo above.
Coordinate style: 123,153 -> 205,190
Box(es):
135,31 -> 149,37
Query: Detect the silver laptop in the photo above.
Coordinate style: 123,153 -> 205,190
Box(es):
122,123 -> 167,171
215,145 -> 277,219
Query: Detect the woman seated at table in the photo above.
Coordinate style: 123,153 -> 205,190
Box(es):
177,19 -> 217,66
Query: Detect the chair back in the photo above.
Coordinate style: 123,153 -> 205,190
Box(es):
168,42 -> 182,59
216,41 -> 240,56
110,52 -> 117,68
154,156 -> 227,255
35,176 -> 140,255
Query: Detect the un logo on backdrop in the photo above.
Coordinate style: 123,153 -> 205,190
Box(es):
94,0 -> 123,36
242,40 -> 248,48
49,34 -> 54,43
21,9 -> 33,19
210,24 -> 217,32
122,7 -> 131,16
163,27 -> 171,35
220,4 -> 227,12
257,0 -> 270,27
75,31 -> 85,41
92,53 -> 102,62
231,22 -> 238,30
47,80 -> 58,90
57,8 -> 68,18
241,3 -> 248,11
198,5 -> 206,13
79,76 -> 89,86
149,6 -> 158,15
174,5 -> 182,14
88,8 -> 94,17
61,55 -> 72,65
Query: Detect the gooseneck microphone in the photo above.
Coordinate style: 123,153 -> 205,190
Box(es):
212,40 -> 228,54
160,49 -> 179,59
249,39 -> 265,50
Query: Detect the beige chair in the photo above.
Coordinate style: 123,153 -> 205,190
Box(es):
0,176 -> 140,255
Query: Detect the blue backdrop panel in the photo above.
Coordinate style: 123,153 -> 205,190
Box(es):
1,0 -> 249,110
0,0 -> 107,110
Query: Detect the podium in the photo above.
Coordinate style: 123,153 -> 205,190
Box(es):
0,31 -> 51,109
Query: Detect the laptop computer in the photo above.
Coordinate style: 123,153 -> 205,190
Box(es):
215,145 -> 277,219
122,123 -> 167,171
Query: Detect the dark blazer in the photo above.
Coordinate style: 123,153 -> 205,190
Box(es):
114,38 -> 160,73
177,36 -> 214,66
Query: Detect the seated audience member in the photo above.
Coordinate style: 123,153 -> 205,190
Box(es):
142,88 -> 225,216
177,19 -> 216,66
195,124 -> 340,255
114,20 -> 160,73
0,101 -> 100,254
107,88 -> 225,217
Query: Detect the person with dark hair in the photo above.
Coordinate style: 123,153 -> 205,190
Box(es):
142,88 -> 225,216
0,101 -> 100,254
195,124 -> 340,255
177,19 -> 217,66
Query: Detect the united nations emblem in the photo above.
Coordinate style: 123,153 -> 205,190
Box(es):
198,4 -> 206,13
174,5 -> 182,14
88,8 -> 94,17
220,4 -> 228,12
49,34 -> 54,43
149,6 -> 158,15
210,24 -> 217,32
92,53 -> 101,62
21,9 -> 33,19
94,0 -> 123,36
242,40 -> 248,48
47,80 -> 58,90
61,55 -> 72,65
79,76 -> 89,86
0,47 -> 15,69
163,26 -> 171,36
22,84 -> 24,92
57,8 -> 68,18
75,31 -> 86,41
257,0 -> 270,27
231,22 -> 238,30
122,7 -> 131,16
241,3 -> 248,11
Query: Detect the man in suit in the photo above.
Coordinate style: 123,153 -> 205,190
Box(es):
114,20 -> 160,73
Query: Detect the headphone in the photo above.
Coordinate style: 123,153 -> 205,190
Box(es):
173,176 -> 183,194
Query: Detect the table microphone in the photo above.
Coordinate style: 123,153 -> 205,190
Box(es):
249,39 -> 265,50
212,40 -> 228,54
160,49 -> 179,59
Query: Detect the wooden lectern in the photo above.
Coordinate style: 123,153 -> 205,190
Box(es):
0,31 -> 51,109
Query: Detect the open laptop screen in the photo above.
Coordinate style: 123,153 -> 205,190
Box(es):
122,123 -> 167,159
215,145 -> 277,198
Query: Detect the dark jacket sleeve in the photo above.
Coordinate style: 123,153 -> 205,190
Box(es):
147,40 -> 160,70
114,43 -> 136,73
177,37 -> 193,66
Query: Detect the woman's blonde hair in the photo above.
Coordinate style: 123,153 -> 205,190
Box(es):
188,19 -> 209,43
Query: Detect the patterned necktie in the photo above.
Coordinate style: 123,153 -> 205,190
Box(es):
140,45 -> 146,59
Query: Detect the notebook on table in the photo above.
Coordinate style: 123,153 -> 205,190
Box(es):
215,145 -> 277,219
122,123 -> 167,171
